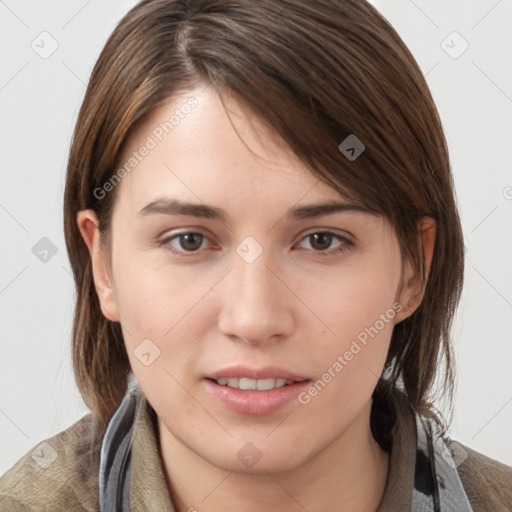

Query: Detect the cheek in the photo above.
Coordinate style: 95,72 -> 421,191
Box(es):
297,251 -> 401,342
113,262 -> 209,395
114,263 -> 170,337
111,254 -> 200,343
111,251 -> 225,379
294,253 -> 401,404
304,286 -> 396,392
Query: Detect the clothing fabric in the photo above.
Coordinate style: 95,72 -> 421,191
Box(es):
412,416 -> 472,511
99,374 -> 141,511
1,375 -> 511,511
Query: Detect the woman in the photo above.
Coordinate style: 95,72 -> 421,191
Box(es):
1,0 -> 510,510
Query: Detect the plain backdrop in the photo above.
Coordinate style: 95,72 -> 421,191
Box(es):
1,0 -> 511,475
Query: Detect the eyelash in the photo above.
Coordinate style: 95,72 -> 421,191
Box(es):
160,230 -> 354,257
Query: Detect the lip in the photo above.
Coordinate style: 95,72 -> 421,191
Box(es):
206,365 -> 310,382
203,366 -> 311,415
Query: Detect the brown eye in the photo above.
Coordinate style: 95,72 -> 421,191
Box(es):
296,231 -> 352,255
165,232 -> 208,253
178,233 -> 204,251
309,232 -> 333,251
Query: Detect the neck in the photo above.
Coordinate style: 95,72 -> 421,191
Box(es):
159,400 -> 389,512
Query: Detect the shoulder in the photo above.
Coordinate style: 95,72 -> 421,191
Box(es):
382,385 -> 512,511
0,413 -> 101,512
455,442 -> 512,512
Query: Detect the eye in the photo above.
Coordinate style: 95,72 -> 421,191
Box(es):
296,231 -> 352,254
164,232 -> 210,254
160,230 -> 352,257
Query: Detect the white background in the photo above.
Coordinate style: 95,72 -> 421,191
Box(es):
1,0 -> 511,475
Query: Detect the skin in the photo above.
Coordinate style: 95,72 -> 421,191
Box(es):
78,83 -> 435,512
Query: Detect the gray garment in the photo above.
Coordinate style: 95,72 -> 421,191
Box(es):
412,415 -> 473,511
99,374 -> 142,512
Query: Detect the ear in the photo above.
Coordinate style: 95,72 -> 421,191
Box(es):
395,217 -> 436,323
76,210 -> 120,322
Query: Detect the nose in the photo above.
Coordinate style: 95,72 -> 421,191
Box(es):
217,250 -> 294,345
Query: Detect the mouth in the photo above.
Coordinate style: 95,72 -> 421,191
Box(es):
207,377 -> 299,391
203,366 -> 311,415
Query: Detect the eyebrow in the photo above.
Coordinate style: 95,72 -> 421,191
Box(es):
138,198 -> 372,222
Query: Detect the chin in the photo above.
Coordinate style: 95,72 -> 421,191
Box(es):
216,451 -> 305,475
198,434 -> 314,475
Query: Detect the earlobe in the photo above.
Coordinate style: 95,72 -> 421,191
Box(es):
395,217 -> 436,323
76,210 -> 120,322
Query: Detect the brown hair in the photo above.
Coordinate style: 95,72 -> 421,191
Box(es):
64,0 -> 464,441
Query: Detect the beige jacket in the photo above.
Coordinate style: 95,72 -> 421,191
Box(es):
1,392 -> 511,511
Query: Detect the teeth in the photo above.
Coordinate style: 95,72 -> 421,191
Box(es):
239,377 -> 257,390
214,377 -> 294,390
275,378 -> 287,388
256,378 -> 275,390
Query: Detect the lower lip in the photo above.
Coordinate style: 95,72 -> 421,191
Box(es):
203,379 -> 311,415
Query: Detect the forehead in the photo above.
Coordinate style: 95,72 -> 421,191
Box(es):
112,84 -> 351,210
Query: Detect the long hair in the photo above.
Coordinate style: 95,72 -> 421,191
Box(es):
64,0 -> 464,443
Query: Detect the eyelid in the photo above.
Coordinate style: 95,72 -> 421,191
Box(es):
296,227 -> 355,243
159,229 -> 216,255
158,227 -> 355,256
159,226 -> 212,241
293,228 -> 355,256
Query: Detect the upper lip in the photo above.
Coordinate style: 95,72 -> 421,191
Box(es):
206,365 -> 310,382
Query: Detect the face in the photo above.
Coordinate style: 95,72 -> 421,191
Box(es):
80,83 -> 419,474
